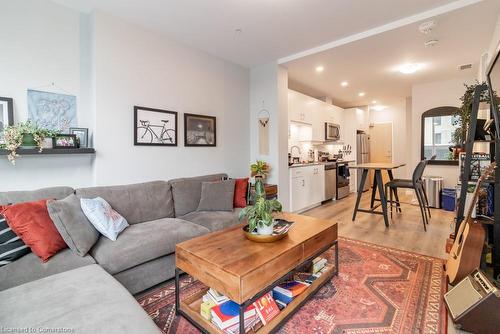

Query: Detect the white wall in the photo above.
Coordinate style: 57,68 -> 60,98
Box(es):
411,77 -> 474,187
92,11 -> 250,185
487,14 -> 500,65
249,63 -> 290,210
0,3 -> 251,191
0,0 -> 94,191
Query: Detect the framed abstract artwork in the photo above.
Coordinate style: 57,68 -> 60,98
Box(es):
134,106 -> 178,146
184,113 -> 216,147
27,90 -> 76,132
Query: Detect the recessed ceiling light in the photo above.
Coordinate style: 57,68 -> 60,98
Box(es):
341,81 -> 349,87
315,66 -> 324,73
358,92 -> 365,97
397,63 -> 425,74
372,105 -> 387,111
372,100 -> 377,104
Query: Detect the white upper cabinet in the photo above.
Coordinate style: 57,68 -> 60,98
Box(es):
289,90 -> 346,142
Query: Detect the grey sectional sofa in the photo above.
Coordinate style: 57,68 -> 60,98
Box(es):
0,173 -> 242,333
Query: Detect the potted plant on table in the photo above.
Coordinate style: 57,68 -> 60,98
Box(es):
238,185 -> 282,235
240,161 -> 282,235
0,121 -> 59,165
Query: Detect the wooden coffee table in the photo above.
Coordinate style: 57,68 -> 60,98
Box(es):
175,212 -> 338,334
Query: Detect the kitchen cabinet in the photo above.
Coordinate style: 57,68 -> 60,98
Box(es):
290,165 -> 325,212
288,90 -> 313,124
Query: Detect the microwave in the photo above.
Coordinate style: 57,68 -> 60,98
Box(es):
325,123 -> 340,141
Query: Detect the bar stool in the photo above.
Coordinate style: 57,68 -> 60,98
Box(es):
385,160 -> 430,231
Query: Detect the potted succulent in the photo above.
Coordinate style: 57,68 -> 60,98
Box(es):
0,121 -> 59,165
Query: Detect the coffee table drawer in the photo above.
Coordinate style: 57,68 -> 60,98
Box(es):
240,245 -> 303,302
303,225 -> 337,259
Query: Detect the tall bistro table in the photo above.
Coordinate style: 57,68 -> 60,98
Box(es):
350,163 -> 406,227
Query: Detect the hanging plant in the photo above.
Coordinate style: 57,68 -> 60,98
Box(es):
451,81 -> 491,147
0,121 -> 60,165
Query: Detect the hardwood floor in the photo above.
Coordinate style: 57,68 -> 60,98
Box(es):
304,191 -> 455,259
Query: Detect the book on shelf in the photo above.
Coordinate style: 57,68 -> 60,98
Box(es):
211,300 -> 256,332
295,272 -> 318,284
252,292 -> 280,325
221,316 -> 260,334
273,281 -> 309,299
272,290 -> 293,305
208,288 -> 230,304
275,298 -> 287,310
312,258 -> 327,274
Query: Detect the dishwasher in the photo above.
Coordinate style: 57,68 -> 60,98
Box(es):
324,163 -> 337,200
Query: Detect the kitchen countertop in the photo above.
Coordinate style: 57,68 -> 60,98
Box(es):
289,160 -> 355,168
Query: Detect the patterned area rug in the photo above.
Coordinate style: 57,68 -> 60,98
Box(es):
137,238 -> 447,334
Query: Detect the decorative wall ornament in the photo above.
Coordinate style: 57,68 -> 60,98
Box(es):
27,88 -> 76,132
184,113 -> 216,147
258,101 -> 270,155
134,106 -> 178,146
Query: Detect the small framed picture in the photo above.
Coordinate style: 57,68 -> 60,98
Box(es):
184,113 -> 216,147
52,134 -> 78,148
70,127 -> 89,148
0,97 -> 14,145
134,106 -> 178,146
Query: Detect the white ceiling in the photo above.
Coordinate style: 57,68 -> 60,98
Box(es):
285,0 -> 499,108
51,0 -> 469,68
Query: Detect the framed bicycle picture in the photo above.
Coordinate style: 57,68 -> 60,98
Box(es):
184,113 -> 216,147
134,106 -> 178,146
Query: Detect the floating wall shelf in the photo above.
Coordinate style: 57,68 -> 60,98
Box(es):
0,148 -> 96,156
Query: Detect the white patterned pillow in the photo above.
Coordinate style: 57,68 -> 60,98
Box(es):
80,197 -> 128,241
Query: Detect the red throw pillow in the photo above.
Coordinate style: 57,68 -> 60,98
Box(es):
234,178 -> 249,208
3,199 -> 67,262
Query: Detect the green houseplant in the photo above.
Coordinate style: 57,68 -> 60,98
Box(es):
250,160 -> 270,179
0,121 -> 59,165
451,82 -> 491,149
239,161 -> 282,235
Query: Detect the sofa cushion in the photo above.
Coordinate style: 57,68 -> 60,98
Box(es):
0,186 -> 74,205
47,194 -> 100,256
180,209 -> 241,232
0,248 -> 95,291
170,173 -> 228,216
197,179 -> 235,212
3,199 -> 67,262
90,218 -> 210,274
81,197 -> 129,241
0,213 -> 31,266
76,181 -> 174,224
0,264 -> 161,334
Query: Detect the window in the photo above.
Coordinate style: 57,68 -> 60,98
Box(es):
421,107 -> 460,165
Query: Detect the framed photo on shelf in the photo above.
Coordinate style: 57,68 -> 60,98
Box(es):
0,97 -> 14,145
134,106 -> 178,146
52,134 -> 78,149
70,127 -> 89,148
184,113 -> 216,147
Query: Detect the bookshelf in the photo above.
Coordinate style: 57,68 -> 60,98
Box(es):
455,83 -> 500,281
179,264 -> 335,334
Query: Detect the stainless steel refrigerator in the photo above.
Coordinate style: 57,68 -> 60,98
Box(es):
356,132 -> 370,192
